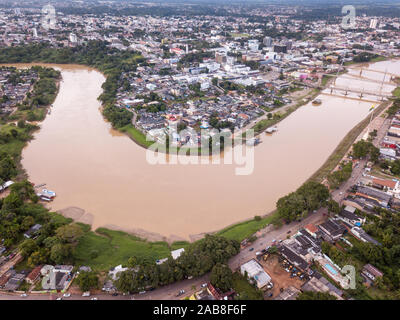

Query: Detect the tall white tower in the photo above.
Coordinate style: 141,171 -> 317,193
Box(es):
369,18 -> 378,29
69,33 -> 78,43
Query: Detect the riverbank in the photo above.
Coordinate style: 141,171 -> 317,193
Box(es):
0,65 -> 61,180
308,99 -> 391,183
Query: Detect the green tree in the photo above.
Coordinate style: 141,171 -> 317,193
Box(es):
55,223 -> 84,244
19,239 -> 38,258
50,243 -> 72,264
297,291 -> 337,300
76,271 -> 99,292
210,263 -> 233,292
276,181 -> 329,222
352,140 -> 377,159
114,270 -> 136,293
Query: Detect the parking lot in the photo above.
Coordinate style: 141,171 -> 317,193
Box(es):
259,254 -> 305,298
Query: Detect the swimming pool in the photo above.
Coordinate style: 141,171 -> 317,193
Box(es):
325,264 -> 338,275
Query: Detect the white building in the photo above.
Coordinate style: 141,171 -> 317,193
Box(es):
69,33 -> 78,43
369,18 -> 378,29
248,39 -> 259,52
109,265 -> 128,281
240,259 -> 272,289
171,248 -> 185,260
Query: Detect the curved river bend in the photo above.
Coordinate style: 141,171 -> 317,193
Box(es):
19,60 -> 400,240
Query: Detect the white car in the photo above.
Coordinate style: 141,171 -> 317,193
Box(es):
20,293 -> 27,297
56,297 -> 62,300
63,293 -> 71,298
201,283 -> 208,288
91,297 -> 98,300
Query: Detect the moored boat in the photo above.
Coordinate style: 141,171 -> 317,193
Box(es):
266,126 -> 278,134
312,99 -> 322,105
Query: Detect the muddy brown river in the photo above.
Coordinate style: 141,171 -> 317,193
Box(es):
17,60 -> 400,241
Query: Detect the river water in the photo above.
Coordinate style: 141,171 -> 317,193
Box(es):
18,60 -> 400,240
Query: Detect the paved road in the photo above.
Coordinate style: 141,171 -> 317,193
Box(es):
332,159 -> 366,204
228,208 -> 327,272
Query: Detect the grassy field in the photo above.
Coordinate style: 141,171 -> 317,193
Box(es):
120,124 -> 155,148
73,226 -> 188,271
308,101 -> 390,183
230,33 -> 250,38
232,272 -> 264,300
0,124 -> 35,158
393,87 -> 400,98
72,212 -> 281,271
216,212 -> 280,242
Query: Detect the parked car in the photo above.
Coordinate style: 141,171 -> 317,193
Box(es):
91,297 -> 98,300
201,283 -> 207,288
177,289 -> 185,297
249,248 -> 254,252
112,292 -> 119,296
139,291 -> 146,295
20,293 -> 27,297
63,293 -> 71,298
82,291 -> 91,297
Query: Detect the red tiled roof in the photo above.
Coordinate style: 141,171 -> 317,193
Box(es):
372,178 -> 396,190
26,265 -> 42,282
305,223 -> 318,234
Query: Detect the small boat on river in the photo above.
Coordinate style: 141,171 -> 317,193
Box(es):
246,137 -> 261,146
266,126 -> 278,134
312,99 -> 322,106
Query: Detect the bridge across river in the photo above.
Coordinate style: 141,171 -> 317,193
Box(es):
327,84 -> 392,100
352,67 -> 398,79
